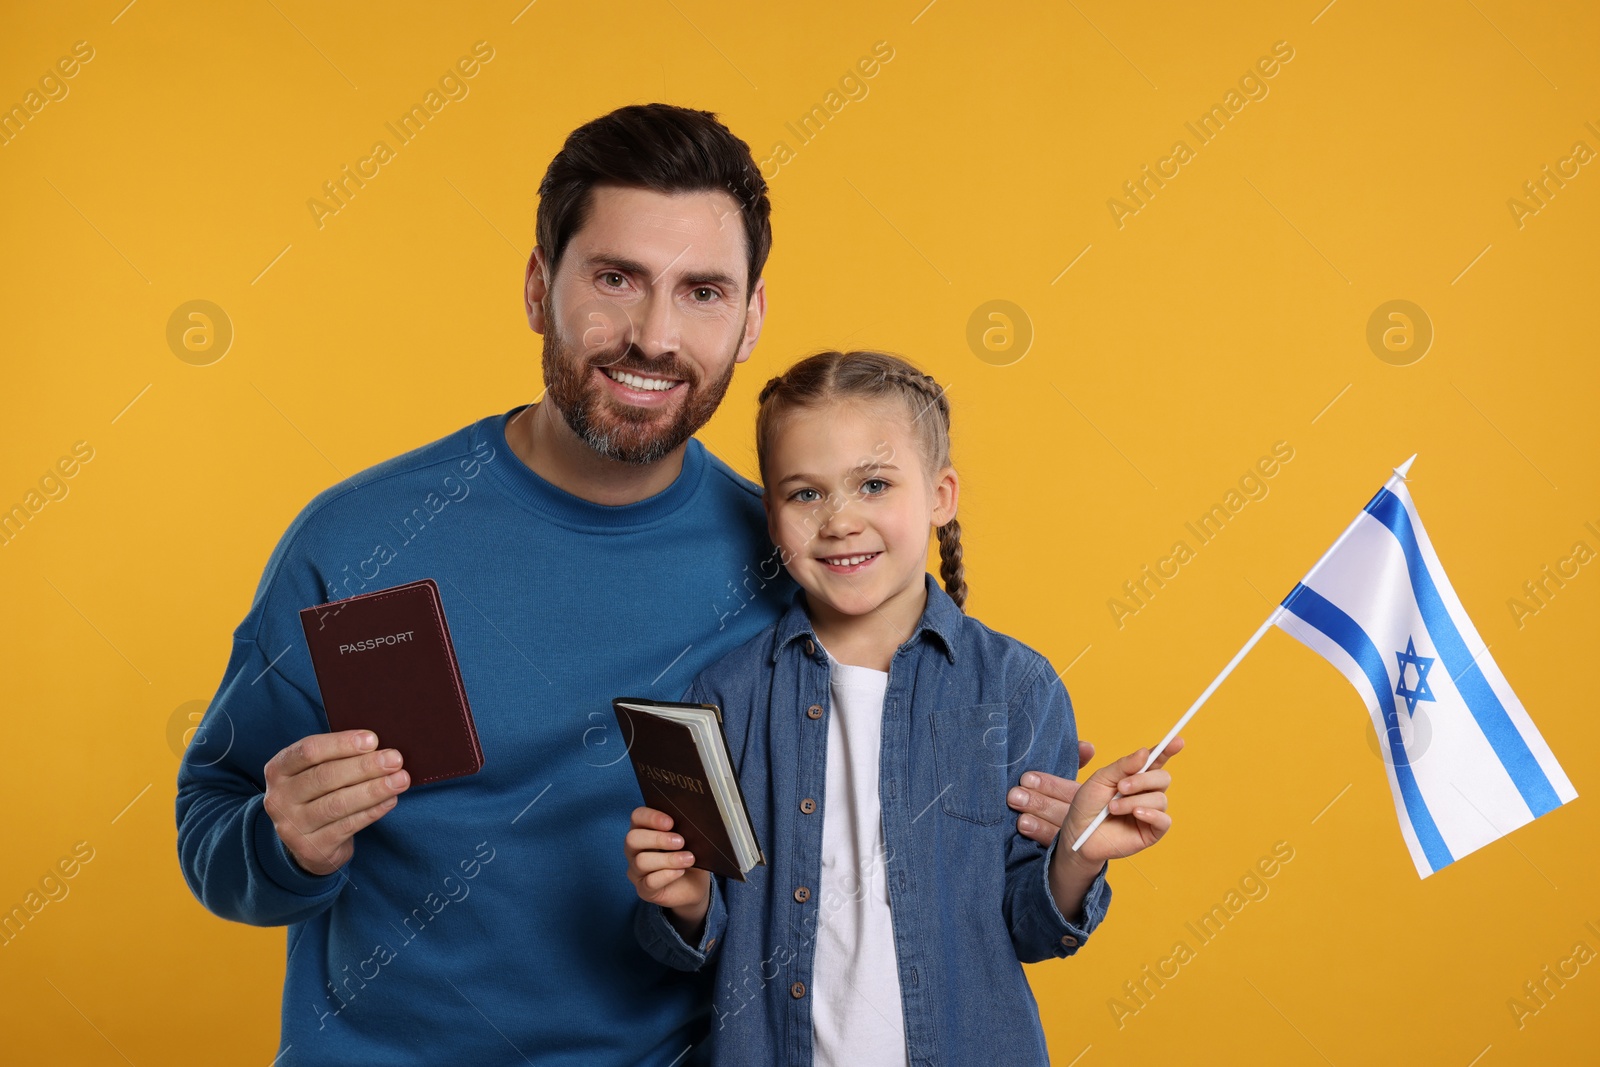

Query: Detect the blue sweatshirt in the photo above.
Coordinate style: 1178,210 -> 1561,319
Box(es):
176,404 -> 797,1066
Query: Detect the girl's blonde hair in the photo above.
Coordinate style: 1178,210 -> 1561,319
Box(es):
755,350 -> 966,611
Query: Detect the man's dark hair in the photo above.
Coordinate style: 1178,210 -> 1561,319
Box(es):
535,103 -> 772,296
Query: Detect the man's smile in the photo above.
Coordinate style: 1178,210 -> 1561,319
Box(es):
595,364 -> 688,406
600,366 -> 682,391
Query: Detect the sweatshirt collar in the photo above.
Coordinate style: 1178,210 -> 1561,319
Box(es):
476,404 -> 708,531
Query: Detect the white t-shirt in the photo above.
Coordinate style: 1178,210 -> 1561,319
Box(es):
811,646 -> 909,1067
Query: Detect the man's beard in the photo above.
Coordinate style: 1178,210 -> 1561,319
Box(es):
540,299 -> 739,465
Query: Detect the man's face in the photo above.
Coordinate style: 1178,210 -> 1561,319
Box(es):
526,184 -> 765,464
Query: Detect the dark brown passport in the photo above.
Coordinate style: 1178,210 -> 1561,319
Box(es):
613,698 -> 762,881
298,578 -> 484,785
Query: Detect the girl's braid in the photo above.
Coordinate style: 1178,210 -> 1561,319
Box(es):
757,374 -> 786,405
878,370 -> 966,612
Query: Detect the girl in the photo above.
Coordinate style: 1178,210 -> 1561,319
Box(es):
625,350 -> 1179,1065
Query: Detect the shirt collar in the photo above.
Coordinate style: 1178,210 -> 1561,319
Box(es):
771,571 -> 961,666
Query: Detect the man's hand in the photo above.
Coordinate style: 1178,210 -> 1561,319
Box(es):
263,730 -> 409,877
625,807 -> 711,941
1009,740 -> 1097,846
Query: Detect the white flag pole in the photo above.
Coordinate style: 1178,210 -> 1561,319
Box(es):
1068,455 -> 1419,853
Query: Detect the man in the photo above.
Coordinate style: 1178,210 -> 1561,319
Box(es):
176,103 -> 1096,1065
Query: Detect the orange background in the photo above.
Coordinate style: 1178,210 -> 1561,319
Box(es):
2,1 -> 1596,1063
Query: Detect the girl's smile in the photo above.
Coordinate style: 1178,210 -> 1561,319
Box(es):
817,550 -> 881,573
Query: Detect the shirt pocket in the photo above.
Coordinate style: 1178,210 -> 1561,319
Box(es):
930,703 -> 1010,826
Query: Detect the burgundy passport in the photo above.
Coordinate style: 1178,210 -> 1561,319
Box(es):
298,578 -> 484,785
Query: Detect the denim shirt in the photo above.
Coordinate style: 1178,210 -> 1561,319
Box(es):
636,572 -> 1112,1066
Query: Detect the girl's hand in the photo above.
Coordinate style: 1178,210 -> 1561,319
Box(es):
1062,738 -> 1183,864
624,807 -> 711,934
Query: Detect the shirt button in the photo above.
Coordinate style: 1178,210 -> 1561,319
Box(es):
806,704 -> 823,720
791,981 -> 806,999
804,638 -> 816,655
705,938 -> 717,950
1061,934 -> 1078,947
800,797 -> 816,814
794,886 -> 811,903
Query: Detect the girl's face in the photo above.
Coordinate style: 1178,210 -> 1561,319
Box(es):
763,398 -> 957,630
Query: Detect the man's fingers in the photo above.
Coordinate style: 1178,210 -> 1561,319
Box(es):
270,730 -> 379,781
292,749 -> 405,808
1014,812 -> 1060,846
262,732 -> 406,877
1008,738 -> 1154,846
320,793 -> 399,844
273,791 -> 397,875
1015,770 -> 1078,803
1010,775 -> 1079,844
303,771 -> 410,835
1009,779 -> 1076,831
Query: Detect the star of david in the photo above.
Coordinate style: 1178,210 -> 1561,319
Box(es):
1394,636 -> 1436,716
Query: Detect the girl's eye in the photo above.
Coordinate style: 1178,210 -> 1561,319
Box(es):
790,488 -> 821,503
859,478 -> 888,495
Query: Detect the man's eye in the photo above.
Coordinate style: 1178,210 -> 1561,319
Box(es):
691,287 -> 718,302
600,272 -> 626,288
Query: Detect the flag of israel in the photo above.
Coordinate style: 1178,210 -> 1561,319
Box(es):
1275,479 -> 1578,877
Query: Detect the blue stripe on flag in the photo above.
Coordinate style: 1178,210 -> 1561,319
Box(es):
1282,582 -> 1455,873
1365,489 -> 1562,818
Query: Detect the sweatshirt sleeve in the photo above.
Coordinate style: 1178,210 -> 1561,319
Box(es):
175,619 -> 347,926
1002,659 -> 1112,963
